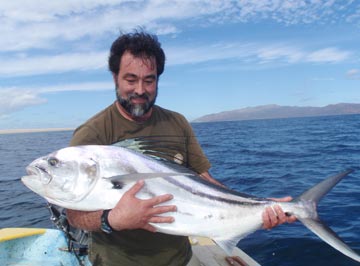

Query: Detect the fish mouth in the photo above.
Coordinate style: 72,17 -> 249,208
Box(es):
26,165 -> 49,176
25,166 -> 38,176
24,165 -> 52,184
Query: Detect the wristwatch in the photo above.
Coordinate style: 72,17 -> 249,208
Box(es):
100,209 -> 114,234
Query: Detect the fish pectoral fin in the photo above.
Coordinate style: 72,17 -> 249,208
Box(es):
213,237 -> 238,255
213,237 -> 261,266
107,172 -> 194,187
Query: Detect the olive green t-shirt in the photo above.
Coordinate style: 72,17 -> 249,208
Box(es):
70,102 -> 211,266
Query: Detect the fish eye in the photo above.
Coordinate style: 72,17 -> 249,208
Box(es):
48,157 -> 59,167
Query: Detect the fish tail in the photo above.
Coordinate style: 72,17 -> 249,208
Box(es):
294,169 -> 360,262
296,169 -> 353,204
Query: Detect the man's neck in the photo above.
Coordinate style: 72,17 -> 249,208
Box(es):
115,101 -> 153,123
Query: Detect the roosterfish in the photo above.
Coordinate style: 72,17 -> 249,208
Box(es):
21,139 -> 360,264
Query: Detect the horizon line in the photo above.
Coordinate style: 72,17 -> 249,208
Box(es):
0,128 -> 74,135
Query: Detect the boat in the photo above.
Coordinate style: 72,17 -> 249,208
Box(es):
0,227 -> 260,266
0,227 -> 91,266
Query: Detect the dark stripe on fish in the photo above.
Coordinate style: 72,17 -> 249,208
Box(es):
164,175 -> 266,206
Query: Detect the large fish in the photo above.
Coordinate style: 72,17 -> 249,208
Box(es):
21,141 -> 360,264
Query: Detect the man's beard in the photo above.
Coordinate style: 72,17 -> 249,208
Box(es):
116,87 -> 157,117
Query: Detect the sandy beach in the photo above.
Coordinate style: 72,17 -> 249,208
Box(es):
0,128 -> 74,135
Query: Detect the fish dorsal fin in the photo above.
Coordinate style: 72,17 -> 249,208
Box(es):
111,136 -> 207,172
112,137 -> 200,176
111,136 -> 187,160
112,138 -> 147,154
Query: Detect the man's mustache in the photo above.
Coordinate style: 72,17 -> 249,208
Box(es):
128,93 -> 150,101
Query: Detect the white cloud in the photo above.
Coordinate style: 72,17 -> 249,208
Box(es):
39,81 -> 114,93
0,42 -> 352,77
1,1 -> 358,128
305,47 -> 351,63
0,0 -> 358,52
0,1 -> 205,52
0,0 -> 356,77
0,1 -> 129,23
0,88 -> 47,115
166,42 -> 351,66
346,69 -> 360,79
256,45 -> 304,63
212,0 -> 356,25
0,81 -> 114,115
0,52 -> 107,76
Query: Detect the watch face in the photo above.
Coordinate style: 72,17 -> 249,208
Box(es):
101,210 -> 113,234
101,222 -> 112,234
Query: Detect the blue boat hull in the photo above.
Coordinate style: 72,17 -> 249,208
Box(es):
0,228 -> 91,266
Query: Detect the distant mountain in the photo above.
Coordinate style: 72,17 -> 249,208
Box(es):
193,103 -> 360,123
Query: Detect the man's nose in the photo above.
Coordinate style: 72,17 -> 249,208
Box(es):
134,80 -> 146,95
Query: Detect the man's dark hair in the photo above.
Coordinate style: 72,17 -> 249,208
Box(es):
108,30 -> 166,76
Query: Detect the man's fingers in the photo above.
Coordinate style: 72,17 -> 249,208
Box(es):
262,207 -> 271,229
141,223 -> 157,233
149,205 -> 177,216
126,181 -> 174,207
267,206 -> 279,227
263,206 -> 280,229
262,205 -> 297,229
262,196 -> 298,229
127,180 -> 145,196
268,196 -> 293,202
225,256 -> 248,266
287,214 -> 297,223
148,215 -> 175,224
273,205 -> 286,221
145,193 -> 174,207
141,216 -> 175,232
272,204 -> 297,223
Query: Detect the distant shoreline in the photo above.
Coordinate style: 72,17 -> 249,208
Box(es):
0,128 -> 74,135
193,103 -> 360,123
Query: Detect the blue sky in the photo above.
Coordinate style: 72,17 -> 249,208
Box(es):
1,0 -> 360,129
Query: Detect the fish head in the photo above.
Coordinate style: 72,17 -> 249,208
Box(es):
21,146 -> 99,204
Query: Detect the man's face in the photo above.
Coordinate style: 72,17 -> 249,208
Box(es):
114,51 -> 158,117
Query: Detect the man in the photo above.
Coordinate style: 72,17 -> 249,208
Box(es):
67,30 -> 295,266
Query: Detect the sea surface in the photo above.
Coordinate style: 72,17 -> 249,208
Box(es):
0,114 -> 359,266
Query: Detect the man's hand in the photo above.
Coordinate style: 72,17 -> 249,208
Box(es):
108,180 -> 177,232
262,196 -> 297,229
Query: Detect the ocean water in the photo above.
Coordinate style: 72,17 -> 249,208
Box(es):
0,114 -> 359,266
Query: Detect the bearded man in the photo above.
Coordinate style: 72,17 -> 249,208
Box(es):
66,30 -> 295,266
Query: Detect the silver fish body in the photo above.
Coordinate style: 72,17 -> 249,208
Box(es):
21,144 -> 360,263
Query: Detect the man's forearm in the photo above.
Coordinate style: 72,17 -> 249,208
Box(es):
67,209 -> 103,231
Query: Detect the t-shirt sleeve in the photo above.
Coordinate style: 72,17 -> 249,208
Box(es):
187,131 -> 211,174
69,125 -> 104,146
180,117 -> 211,174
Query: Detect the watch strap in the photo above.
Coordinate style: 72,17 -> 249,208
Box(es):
100,209 -> 113,234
